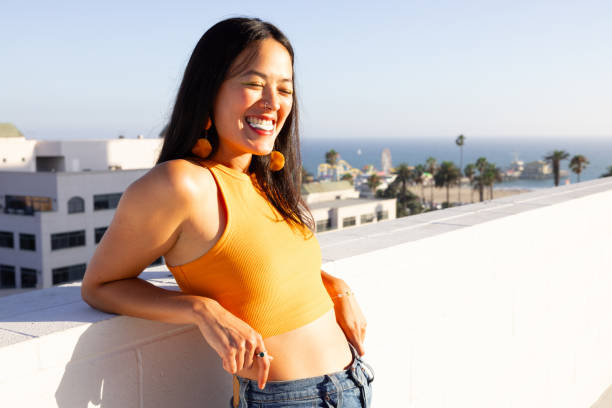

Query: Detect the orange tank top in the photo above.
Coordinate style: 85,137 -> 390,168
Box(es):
165,159 -> 334,338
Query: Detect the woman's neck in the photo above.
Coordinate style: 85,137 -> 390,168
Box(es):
209,152 -> 253,174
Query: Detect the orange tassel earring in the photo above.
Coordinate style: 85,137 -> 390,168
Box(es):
269,150 -> 285,171
191,118 -> 213,158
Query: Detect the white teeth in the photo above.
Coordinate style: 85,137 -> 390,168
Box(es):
246,117 -> 274,131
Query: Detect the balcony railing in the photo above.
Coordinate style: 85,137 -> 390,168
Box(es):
1,177 -> 612,407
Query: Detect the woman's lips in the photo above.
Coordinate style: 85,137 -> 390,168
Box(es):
246,121 -> 274,135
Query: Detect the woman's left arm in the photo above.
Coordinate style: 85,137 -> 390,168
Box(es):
321,269 -> 367,356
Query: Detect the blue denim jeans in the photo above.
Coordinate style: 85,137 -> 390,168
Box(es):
230,342 -> 374,407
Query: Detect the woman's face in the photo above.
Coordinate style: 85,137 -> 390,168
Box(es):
212,38 -> 294,160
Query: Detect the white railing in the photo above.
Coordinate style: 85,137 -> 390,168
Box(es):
1,177 -> 612,407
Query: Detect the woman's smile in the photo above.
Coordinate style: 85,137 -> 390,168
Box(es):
245,115 -> 276,135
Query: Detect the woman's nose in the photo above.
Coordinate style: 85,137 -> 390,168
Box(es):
261,87 -> 281,111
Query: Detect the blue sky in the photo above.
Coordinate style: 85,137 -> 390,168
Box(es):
1,0 -> 611,140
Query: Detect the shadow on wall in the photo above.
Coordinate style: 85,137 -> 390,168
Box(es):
53,298 -> 231,406
591,384 -> 612,408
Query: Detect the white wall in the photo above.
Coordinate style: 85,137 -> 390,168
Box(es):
1,178 -> 612,407
35,139 -> 163,172
304,188 -> 360,204
0,138 -> 37,172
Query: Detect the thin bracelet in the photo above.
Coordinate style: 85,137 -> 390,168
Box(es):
331,290 -> 354,300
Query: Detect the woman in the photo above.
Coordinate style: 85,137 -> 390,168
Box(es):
81,17 -> 374,407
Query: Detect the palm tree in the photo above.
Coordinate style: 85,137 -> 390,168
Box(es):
434,161 -> 461,207
601,166 -> 612,178
473,157 -> 489,202
544,150 -> 570,186
325,149 -> 339,166
569,154 -> 589,183
390,163 -> 414,214
485,163 -> 503,200
464,163 -> 476,202
413,164 -> 427,205
425,157 -> 437,207
340,173 -> 354,185
367,173 -> 382,194
455,134 -> 466,203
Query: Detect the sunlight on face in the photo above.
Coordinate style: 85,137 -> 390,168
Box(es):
213,38 -> 294,161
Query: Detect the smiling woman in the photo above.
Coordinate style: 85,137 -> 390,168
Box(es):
81,17 -> 373,408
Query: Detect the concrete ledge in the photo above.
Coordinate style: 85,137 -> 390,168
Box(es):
2,177 -> 612,407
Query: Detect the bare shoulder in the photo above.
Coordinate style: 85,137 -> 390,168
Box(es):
82,158 -> 216,287
134,158 -> 216,205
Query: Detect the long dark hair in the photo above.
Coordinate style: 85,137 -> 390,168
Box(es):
156,17 -> 314,233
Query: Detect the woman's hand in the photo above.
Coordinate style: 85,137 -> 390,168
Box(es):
193,297 -> 273,389
333,291 -> 368,356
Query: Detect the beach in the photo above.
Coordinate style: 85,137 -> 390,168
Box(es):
405,185 -> 531,205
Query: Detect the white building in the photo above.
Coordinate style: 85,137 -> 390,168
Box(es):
0,124 -> 163,293
0,124 -> 161,173
302,181 -> 396,232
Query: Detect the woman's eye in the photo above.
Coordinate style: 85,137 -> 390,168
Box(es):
279,88 -> 293,95
244,82 -> 264,88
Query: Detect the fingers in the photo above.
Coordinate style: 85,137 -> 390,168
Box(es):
223,347 -> 237,374
256,350 -> 273,390
221,331 -> 263,374
244,337 -> 256,369
235,341 -> 245,372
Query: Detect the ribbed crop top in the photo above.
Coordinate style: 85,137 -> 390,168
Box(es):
165,159 -> 334,338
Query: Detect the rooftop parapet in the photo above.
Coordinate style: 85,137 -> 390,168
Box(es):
2,178 -> 612,407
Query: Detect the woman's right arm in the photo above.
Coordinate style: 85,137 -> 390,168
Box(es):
81,161 -> 272,389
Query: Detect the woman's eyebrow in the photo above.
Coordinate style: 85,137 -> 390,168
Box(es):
240,69 -> 293,83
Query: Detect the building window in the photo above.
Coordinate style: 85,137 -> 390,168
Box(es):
360,213 -> 375,224
315,219 -> 333,233
342,216 -> 356,228
20,268 -> 38,288
68,196 -> 85,214
93,193 -> 122,211
376,210 -> 389,221
19,233 -> 36,251
4,195 -> 53,215
94,227 -> 108,244
0,265 -> 16,288
51,230 -> 86,250
0,231 -> 14,248
52,263 -> 87,285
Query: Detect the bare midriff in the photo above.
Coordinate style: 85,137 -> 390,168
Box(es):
237,309 -> 354,381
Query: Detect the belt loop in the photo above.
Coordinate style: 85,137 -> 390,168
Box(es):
327,373 -> 343,407
361,359 -> 375,383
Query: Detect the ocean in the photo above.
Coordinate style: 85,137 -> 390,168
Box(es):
300,137 -> 612,190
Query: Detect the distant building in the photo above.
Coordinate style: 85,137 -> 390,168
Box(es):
520,160 -> 552,179
0,125 -> 163,294
301,181 -> 359,204
302,180 -> 396,233
520,160 -> 568,180
317,159 -> 360,181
